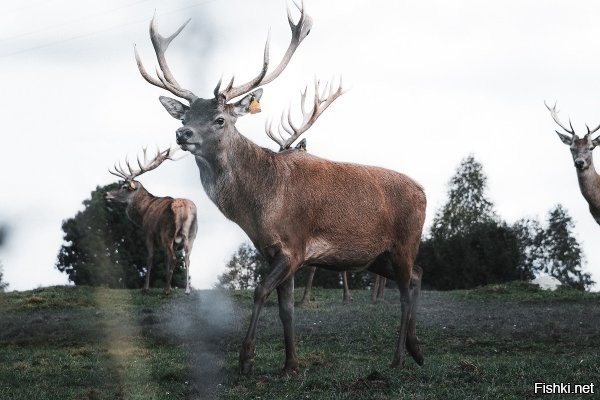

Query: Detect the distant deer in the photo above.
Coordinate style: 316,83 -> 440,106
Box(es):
546,102 -> 600,225
105,147 -> 198,294
134,2 -> 426,374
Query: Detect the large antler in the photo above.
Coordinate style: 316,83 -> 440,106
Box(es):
266,77 -> 344,150
215,0 -> 313,102
109,146 -> 180,181
135,14 -> 197,103
545,101 -> 600,137
545,101 -> 575,136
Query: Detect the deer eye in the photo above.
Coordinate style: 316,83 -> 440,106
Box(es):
215,117 -> 225,126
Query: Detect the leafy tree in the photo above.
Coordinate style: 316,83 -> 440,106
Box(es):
217,242 -> 269,290
430,154 -> 497,240
55,184 -> 186,289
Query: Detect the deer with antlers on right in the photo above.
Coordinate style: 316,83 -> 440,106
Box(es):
105,147 -> 198,294
546,102 -> 600,226
134,1 -> 425,374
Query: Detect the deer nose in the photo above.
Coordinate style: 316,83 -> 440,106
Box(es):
176,127 -> 193,141
574,159 -> 585,170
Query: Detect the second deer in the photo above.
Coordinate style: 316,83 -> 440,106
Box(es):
106,147 -> 198,294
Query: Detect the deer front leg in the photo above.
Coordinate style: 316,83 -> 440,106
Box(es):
240,252 -> 295,375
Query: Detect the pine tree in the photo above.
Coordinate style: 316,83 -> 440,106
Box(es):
541,205 -> 593,290
430,154 -> 497,240
419,154 -> 524,289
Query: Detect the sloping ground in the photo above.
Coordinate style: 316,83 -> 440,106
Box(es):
0,284 -> 599,399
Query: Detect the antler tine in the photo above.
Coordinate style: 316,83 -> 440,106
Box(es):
586,123 -> 600,136
219,0 -> 312,101
264,77 -> 344,150
135,15 -> 197,103
109,163 -> 129,180
545,100 -> 575,135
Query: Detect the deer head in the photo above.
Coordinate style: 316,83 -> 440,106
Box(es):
135,1 -> 312,158
106,147 -> 179,203
546,101 -> 600,171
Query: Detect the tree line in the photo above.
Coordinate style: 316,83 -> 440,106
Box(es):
53,154 -> 594,291
218,155 -> 594,291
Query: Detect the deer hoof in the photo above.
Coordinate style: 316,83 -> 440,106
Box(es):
239,342 -> 256,375
239,358 -> 254,375
282,359 -> 299,375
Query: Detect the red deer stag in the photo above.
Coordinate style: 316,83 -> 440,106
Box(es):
105,147 -> 198,294
271,135 -> 351,306
135,2 -> 426,374
546,102 -> 600,225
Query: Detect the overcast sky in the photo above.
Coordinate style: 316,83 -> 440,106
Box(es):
2,0 -> 600,291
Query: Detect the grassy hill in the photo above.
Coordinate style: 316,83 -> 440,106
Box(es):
1,283 -> 599,399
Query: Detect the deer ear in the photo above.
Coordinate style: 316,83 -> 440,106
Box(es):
556,132 -> 573,145
159,96 -> 189,120
231,89 -> 263,117
592,136 -> 600,148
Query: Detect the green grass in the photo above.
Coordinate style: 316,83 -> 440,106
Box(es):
0,287 -> 192,400
451,280 -> 600,302
1,284 -> 598,399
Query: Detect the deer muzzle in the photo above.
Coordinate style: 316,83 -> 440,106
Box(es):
176,127 -> 193,144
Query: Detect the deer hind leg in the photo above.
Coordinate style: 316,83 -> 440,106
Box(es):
297,266 -> 316,306
405,264 -> 423,365
183,241 -> 193,294
163,244 -> 177,295
369,250 -> 419,368
341,271 -> 351,304
144,238 -> 154,291
240,251 -> 299,375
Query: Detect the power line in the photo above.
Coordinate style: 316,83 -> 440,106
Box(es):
0,0 -> 152,43
0,0 -> 221,59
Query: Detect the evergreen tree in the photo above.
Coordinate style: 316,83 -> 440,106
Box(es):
540,205 -> 593,290
419,154 -> 524,289
55,184 -> 186,289
430,154 -> 497,240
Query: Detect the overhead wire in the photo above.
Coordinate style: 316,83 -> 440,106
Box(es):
0,0 -> 221,59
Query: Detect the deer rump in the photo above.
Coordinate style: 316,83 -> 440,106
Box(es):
140,197 -> 196,251
224,150 -> 426,276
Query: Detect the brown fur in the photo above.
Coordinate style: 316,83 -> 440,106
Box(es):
106,182 -> 198,294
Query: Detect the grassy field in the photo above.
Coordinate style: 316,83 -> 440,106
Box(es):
0,283 -> 599,399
